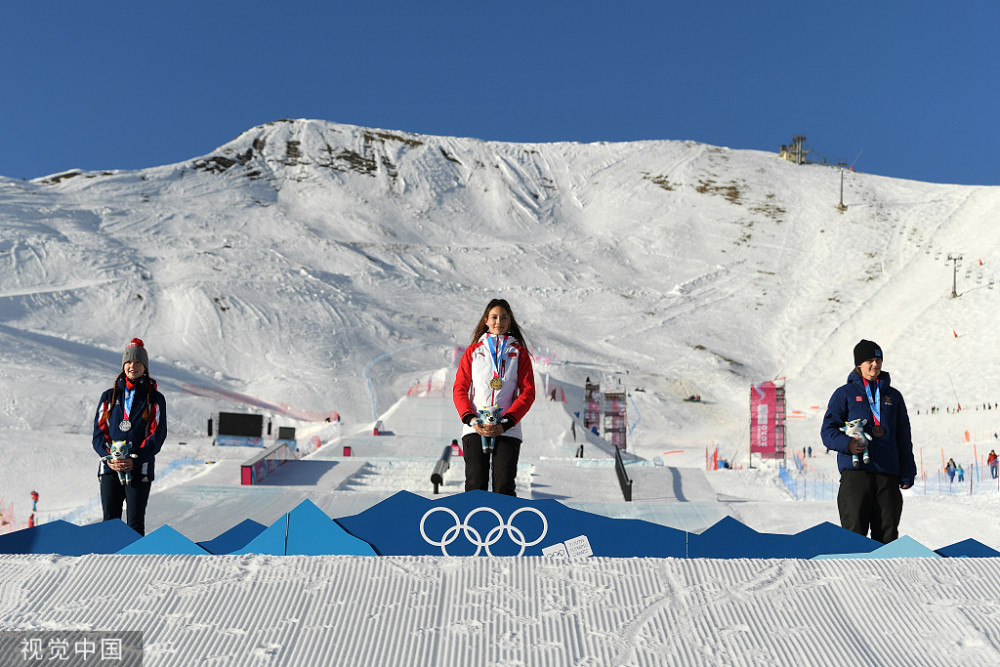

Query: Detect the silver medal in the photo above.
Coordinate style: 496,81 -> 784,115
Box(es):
119,419 -> 132,432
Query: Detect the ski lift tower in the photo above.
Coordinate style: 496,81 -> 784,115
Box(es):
947,254 -> 963,298
791,135 -> 808,165
779,135 -> 810,165
837,164 -> 848,212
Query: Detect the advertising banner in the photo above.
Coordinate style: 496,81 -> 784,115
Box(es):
750,381 -> 777,455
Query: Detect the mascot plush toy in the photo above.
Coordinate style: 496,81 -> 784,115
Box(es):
840,418 -> 871,468
473,405 -> 502,452
103,440 -> 138,486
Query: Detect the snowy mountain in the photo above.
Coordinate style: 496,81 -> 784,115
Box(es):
2,117 -> 999,514
5,119 -> 1000,666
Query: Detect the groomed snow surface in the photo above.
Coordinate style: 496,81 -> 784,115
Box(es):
8,553 -> 1000,666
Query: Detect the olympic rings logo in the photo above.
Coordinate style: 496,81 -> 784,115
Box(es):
419,506 -> 548,556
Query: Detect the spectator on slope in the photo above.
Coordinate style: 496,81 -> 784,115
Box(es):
946,458 -> 957,484
820,339 -> 916,543
92,338 -> 168,535
452,299 -> 535,496
988,450 -> 998,479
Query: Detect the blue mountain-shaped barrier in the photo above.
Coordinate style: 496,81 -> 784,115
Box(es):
0,492 -> 971,558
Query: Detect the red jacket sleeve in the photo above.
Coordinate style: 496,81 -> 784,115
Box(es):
452,345 -> 478,423
504,348 -> 535,424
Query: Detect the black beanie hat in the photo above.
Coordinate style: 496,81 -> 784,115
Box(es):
853,339 -> 882,367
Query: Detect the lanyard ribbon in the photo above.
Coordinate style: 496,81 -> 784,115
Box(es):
487,334 -> 509,382
123,388 -> 135,421
864,380 -> 881,425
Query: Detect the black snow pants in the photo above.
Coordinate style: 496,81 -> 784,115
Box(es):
837,470 -> 903,544
462,434 -> 521,496
101,473 -> 152,536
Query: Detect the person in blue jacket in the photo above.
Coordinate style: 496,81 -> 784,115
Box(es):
820,339 -> 916,543
92,338 -> 167,535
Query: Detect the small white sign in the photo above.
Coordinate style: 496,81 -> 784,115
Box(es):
542,543 -> 568,558
565,535 -> 593,559
542,535 -> 592,560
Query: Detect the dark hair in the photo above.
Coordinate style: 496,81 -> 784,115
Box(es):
469,298 -> 528,349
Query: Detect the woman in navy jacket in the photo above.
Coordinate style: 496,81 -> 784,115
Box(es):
92,338 -> 167,535
821,339 -> 916,543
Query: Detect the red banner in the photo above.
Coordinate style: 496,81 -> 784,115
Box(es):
750,382 -> 777,455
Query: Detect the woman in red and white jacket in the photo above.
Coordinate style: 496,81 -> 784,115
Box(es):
453,299 -> 535,496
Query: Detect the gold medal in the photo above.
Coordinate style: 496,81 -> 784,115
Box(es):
486,335 -> 508,392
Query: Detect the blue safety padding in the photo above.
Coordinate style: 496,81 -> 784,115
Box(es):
234,499 -> 377,555
0,520 -> 142,556
0,520 -> 81,555
285,499 -> 377,556
117,524 -> 210,555
793,522 -> 882,557
197,519 -> 267,555
935,538 -> 1000,558
813,535 -> 941,560
76,520 -> 143,554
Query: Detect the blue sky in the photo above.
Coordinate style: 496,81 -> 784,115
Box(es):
2,1 -> 997,185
